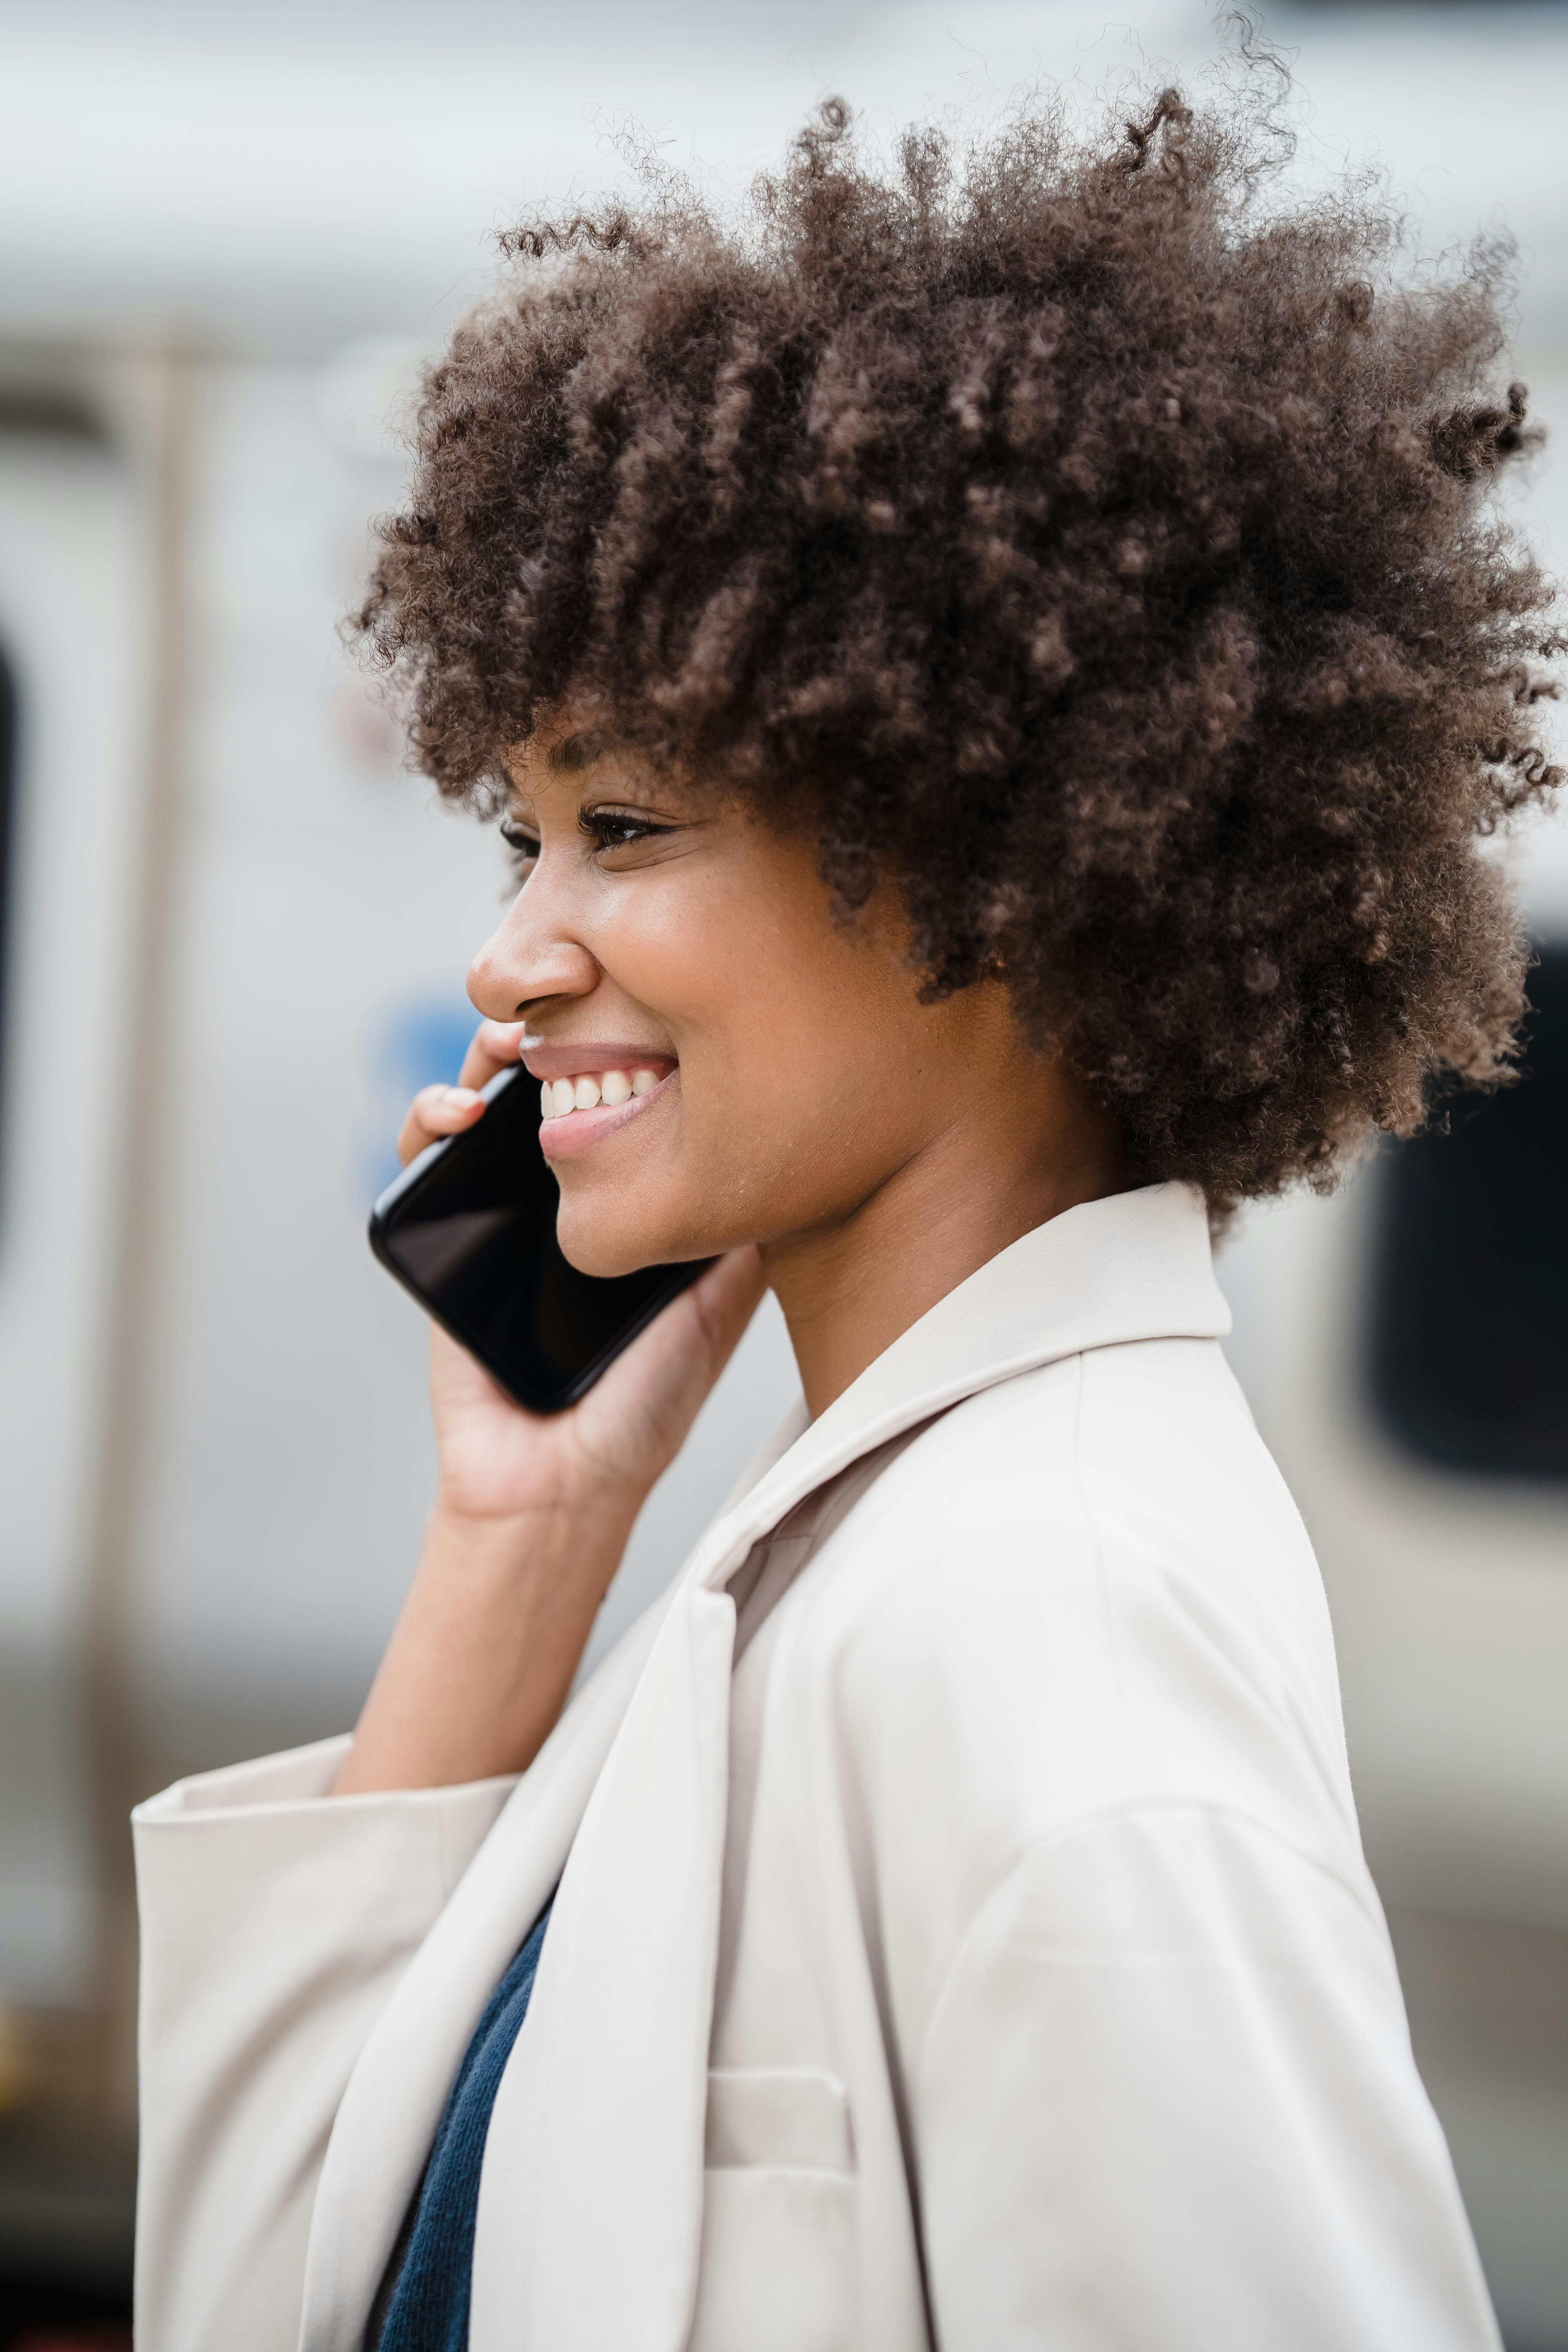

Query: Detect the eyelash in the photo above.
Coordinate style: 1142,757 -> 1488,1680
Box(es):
498,807 -> 671,869
499,818 -> 539,870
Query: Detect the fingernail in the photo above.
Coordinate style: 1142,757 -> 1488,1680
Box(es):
444,1087 -> 481,1111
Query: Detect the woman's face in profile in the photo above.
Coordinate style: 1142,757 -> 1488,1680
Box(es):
468,730 -> 1051,1279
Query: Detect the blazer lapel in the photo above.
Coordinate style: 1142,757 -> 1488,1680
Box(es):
295,1603 -> 664,2352
470,1583 -> 736,2351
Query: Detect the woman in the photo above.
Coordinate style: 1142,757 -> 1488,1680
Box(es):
133,77 -> 1554,2352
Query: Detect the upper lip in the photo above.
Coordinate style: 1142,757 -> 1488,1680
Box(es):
519,1042 -> 677,1082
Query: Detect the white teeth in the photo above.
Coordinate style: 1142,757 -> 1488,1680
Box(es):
540,1065 -> 667,1118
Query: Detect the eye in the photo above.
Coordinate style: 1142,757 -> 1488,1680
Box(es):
580,804 -> 674,854
499,816 -> 540,874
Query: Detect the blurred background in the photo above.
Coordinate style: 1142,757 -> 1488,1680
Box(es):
0,0 -> 1564,2343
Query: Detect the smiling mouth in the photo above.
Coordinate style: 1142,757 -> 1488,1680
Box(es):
538,1063 -> 668,1121
528,1052 -> 678,1160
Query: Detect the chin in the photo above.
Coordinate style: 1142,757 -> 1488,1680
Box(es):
554,1196 -> 702,1281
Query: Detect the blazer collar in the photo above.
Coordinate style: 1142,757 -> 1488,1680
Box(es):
691,1179 -> 1228,1596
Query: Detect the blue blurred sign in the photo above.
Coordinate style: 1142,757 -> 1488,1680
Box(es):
357,995 -> 479,1201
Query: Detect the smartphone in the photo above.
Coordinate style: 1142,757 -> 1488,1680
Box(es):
368,1062 -> 712,1413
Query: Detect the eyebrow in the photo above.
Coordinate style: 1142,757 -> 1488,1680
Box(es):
544,730 -> 607,777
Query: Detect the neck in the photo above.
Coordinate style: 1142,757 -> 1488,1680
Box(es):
763,1076 -> 1125,1419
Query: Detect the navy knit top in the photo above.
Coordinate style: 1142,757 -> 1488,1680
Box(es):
371,1900 -> 553,2352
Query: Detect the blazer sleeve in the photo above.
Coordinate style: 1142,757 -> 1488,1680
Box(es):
914,1804 -> 1502,2352
132,1737 -> 515,2352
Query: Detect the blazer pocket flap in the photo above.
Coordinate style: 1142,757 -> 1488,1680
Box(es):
705,2067 -> 855,2175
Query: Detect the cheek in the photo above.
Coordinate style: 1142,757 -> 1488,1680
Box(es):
595,871 -> 818,1078
565,846 -> 928,1251
674,947 -> 920,1212
595,881 -> 733,1021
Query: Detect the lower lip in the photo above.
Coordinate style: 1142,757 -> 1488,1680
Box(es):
537,1070 -> 676,1162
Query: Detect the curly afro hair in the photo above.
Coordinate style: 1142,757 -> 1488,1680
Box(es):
354,74 -> 1563,1211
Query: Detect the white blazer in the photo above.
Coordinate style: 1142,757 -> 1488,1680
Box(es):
133,1182 -> 1501,2352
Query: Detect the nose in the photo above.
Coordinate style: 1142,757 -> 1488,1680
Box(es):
467,871 -> 601,1024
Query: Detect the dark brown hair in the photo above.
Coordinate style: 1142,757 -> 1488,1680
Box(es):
355,74 -> 1562,1209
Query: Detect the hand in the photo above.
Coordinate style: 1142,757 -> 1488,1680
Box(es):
396,1020 -> 766,1528
335,1022 -> 764,1794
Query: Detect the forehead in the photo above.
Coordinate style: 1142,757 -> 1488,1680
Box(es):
503,727 -> 714,817
506,725 -> 606,786
543,727 -> 610,778
503,730 -> 624,812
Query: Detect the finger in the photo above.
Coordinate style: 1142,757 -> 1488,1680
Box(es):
683,1247 -> 770,1381
427,1318 -> 517,1414
396,1082 -> 486,1169
577,1247 -> 768,1475
613,1247 -> 766,1397
457,1020 -> 530,1093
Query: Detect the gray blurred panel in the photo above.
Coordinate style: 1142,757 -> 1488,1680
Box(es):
0,420 -> 147,2005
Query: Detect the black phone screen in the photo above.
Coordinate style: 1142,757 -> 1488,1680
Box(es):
368,1063 -> 711,1413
